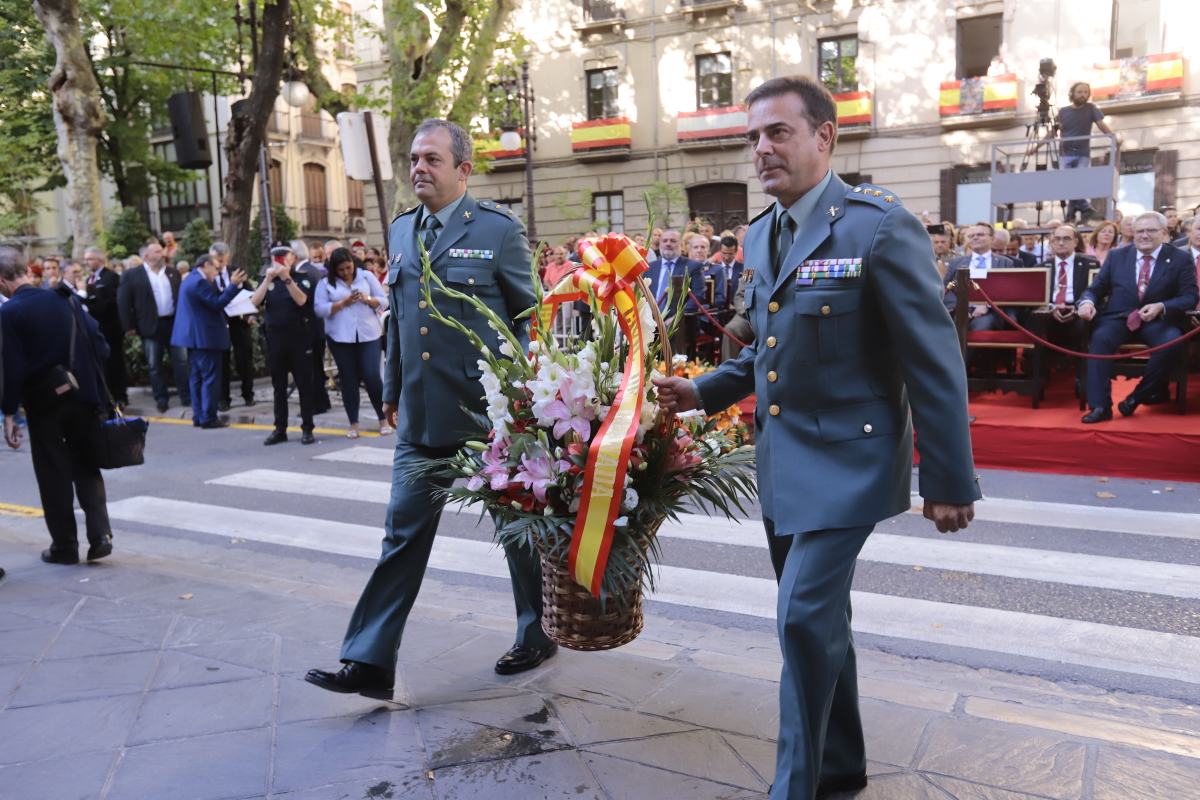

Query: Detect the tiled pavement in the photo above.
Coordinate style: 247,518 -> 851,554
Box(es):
1,525 -> 1199,800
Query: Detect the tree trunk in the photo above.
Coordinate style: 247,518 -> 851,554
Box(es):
34,0 -> 106,259
220,0 -> 289,273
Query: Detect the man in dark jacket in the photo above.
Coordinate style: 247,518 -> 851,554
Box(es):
84,246 -> 127,405
171,255 -> 247,428
0,246 -> 114,565
117,240 -> 189,413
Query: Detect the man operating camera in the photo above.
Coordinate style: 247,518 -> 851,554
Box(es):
1058,81 -> 1116,224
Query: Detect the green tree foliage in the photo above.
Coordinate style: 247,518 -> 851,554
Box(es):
105,205 -> 150,257
178,216 -> 212,264
247,203 -> 298,276
0,2 -> 60,238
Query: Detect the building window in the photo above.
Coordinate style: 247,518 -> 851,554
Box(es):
818,37 -> 858,94
592,192 -> 624,233
153,142 -> 213,232
583,0 -> 618,21
267,159 -> 284,207
953,165 -> 991,226
696,52 -> 733,109
956,15 -> 1002,79
303,162 -> 329,230
346,178 -> 364,218
1111,0 -> 1162,58
586,67 -> 620,120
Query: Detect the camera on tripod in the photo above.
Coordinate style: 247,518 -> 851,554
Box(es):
1032,57 -> 1057,126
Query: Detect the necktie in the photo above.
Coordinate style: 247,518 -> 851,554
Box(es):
1137,254 -> 1152,301
217,272 -> 226,291
974,254 -> 986,270
658,260 -> 675,301
1055,260 -> 1069,305
422,216 -> 442,253
776,214 -> 795,272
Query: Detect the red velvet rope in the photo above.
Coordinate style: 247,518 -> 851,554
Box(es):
687,291 -> 749,349
970,282 -> 1200,360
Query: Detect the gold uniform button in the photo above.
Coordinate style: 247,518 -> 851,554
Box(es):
768,300 -> 780,313
421,351 -> 431,361
767,371 -> 778,383
419,326 -> 429,335
768,404 -> 781,416
863,423 -> 873,434
820,304 -> 831,316
766,336 -> 777,348
418,300 -> 428,309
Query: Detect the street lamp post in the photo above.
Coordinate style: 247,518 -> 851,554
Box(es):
498,60 -> 536,240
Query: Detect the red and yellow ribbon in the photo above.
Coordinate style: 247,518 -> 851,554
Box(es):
535,233 -> 650,596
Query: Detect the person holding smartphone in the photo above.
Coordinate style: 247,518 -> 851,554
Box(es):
314,247 -> 391,438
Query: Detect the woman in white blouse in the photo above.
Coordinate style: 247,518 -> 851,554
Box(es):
314,247 -> 392,438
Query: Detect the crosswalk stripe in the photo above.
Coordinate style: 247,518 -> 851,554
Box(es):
311,446 -> 1200,542
207,469 -> 1200,600
103,495 -> 1200,683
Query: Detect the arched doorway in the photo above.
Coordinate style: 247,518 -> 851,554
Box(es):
687,182 -> 748,233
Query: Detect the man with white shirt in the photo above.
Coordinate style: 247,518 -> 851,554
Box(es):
1077,211 -> 1197,422
943,222 -> 1017,331
117,241 -> 190,413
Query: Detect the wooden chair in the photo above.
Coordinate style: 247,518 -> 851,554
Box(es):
952,267 -> 1050,407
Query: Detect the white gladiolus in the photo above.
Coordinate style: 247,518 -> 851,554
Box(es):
623,487 -> 639,510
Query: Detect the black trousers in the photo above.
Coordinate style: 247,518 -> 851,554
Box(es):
266,325 -> 316,433
26,401 -> 111,554
99,324 -> 128,403
311,331 -> 332,412
222,316 -> 256,404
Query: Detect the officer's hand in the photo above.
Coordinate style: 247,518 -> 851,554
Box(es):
651,376 -> 700,413
231,269 -> 248,287
923,501 -> 974,533
3,416 -> 21,450
383,403 -> 398,429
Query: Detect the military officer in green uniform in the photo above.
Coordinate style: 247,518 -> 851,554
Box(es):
306,119 -> 556,700
655,77 -> 981,800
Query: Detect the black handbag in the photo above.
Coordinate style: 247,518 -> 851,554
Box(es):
68,295 -> 150,469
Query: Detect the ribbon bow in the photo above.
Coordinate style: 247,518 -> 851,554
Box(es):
535,233 -> 653,596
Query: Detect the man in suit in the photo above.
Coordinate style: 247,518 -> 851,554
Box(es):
210,242 -> 257,409
83,247 -> 127,405
943,222 -> 1017,331
117,240 -> 190,413
1,247 -> 114,565
654,77 -> 979,800
1041,225 -> 1098,353
171,254 -> 247,429
1077,210 -> 1197,422
705,234 -> 744,314
305,118 -> 555,700
292,239 -> 332,415
645,229 -> 705,317
1183,215 -> 1200,304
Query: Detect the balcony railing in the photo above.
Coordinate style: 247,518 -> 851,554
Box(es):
474,133 -> 527,170
299,113 -> 335,142
571,117 -> 632,160
1091,52 -> 1185,110
266,110 -> 289,136
939,74 -> 1019,127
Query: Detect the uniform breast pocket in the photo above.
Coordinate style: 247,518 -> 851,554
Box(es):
386,267 -> 404,318
794,290 -> 862,362
445,265 -> 497,317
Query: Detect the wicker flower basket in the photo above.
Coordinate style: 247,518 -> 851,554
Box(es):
538,518 -> 663,651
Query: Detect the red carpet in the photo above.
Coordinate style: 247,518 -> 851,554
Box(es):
966,373 -> 1200,482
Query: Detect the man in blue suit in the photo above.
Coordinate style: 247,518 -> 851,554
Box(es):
1077,210 -> 1197,422
705,234 -> 744,313
655,77 -> 979,800
170,255 -> 247,428
306,118 -> 555,701
645,229 -> 705,316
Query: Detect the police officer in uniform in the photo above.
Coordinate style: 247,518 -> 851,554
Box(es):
251,243 -> 317,445
305,119 -> 554,699
655,77 -> 980,800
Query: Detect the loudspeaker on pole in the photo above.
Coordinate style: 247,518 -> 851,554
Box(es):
168,91 -> 213,169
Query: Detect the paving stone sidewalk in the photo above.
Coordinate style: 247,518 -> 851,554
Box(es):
1,523 -> 1198,800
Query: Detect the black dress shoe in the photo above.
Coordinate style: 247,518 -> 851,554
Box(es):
263,430 -> 288,446
243,397 -> 256,407
1117,397 -> 1138,417
495,642 -> 558,675
156,402 -> 169,413
200,418 -> 231,429
300,432 -> 316,445
1080,407 -> 1112,424
304,662 -> 394,699
218,400 -> 231,412
817,772 -> 868,799
1142,390 -> 1171,406
87,537 -> 113,561
41,548 -> 80,565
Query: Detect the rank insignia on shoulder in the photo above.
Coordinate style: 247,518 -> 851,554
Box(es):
389,253 -> 403,266
797,258 -> 862,281
448,248 -> 493,260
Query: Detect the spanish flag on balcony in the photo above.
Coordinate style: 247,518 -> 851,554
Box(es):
1091,52 -> 1184,100
939,74 -> 1019,116
833,91 -> 872,126
474,134 -> 525,160
571,117 -> 633,151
